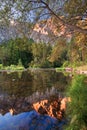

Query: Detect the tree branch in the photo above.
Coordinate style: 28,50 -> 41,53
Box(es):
41,0 -> 87,34
28,0 -> 87,34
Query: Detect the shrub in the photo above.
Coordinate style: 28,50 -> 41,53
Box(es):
66,75 -> 87,130
63,61 -> 69,67
0,64 -> 3,69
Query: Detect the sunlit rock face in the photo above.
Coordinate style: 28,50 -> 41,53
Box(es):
0,17 -> 72,44
30,18 -> 58,44
33,96 -> 69,120
30,18 -> 72,44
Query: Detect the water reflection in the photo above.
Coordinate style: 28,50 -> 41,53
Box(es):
0,110 -> 61,130
0,69 -> 70,115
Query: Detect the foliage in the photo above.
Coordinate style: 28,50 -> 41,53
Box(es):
0,0 -> 87,34
30,42 -> 52,68
66,33 -> 87,65
0,0 -> 87,69
0,33 -> 87,69
0,38 -> 33,68
0,64 -> 3,69
0,39 -> 54,68
39,60 -> 52,68
64,0 -> 87,19
49,39 -> 68,67
62,61 -> 69,68
0,64 -> 24,71
0,39 -> 19,66
66,75 -> 87,130
20,50 -> 33,68
49,39 -> 66,62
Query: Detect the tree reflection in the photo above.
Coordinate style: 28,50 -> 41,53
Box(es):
0,69 -> 70,115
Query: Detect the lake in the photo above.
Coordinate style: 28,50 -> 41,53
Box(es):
0,69 -> 71,130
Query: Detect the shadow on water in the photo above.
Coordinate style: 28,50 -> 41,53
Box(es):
0,69 -> 71,130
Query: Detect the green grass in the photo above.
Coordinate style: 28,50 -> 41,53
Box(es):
0,64 -> 24,71
56,67 -> 65,72
65,75 -> 87,130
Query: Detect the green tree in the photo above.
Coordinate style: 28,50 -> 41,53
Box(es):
0,40 -> 20,66
49,38 -> 68,67
0,38 -> 34,67
20,50 -> 33,68
31,42 -> 52,67
67,33 -> 87,65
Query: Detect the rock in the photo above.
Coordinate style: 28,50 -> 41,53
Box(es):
33,96 -> 68,121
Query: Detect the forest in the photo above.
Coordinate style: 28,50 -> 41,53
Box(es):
0,0 -> 87,130
0,32 -> 87,69
0,0 -> 87,70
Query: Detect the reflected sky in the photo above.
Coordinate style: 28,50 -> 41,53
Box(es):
0,70 -> 69,129
0,70 -> 70,114
0,110 -> 61,130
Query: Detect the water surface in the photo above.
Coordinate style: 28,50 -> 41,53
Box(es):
0,69 -> 70,129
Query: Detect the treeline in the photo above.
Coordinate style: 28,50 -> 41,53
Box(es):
0,38 -> 66,68
0,32 -> 87,68
0,38 -> 33,68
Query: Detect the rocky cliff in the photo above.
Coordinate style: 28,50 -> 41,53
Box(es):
0,18 -> 72,44
30,18 -> 72,43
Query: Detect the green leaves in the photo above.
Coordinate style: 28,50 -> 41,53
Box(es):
0,38 -> 33,68
66,75 -> 87,130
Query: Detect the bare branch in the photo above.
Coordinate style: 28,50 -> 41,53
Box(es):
39,12 -> 51,18
28,0 -> 87,34
1,0 -> 87,34
28,6 -> 46,11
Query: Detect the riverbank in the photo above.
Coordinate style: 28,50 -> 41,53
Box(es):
56,65 -> 87,75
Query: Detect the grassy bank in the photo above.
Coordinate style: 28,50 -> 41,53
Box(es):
65,75 -> 87,130
0,64 -> 24,71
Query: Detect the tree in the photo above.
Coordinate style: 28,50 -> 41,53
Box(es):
31,42 -> 52,67
0,38 -> 34,67
49,38 -> 68,67
66,33 -> 87,65
0,0 -> 87,67
0,0 -> 87,34
0,39 -> 20,66
20,50 -> 33,68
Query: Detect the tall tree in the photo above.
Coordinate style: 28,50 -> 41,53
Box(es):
31,42 -> 52,67
0,0 -> 87,34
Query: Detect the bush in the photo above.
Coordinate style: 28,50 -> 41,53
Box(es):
1,64 -> 24,71
63,61 -> 69,67
66,75 -> 87,130
40,60 -> 52,68
0,64 -> 3,69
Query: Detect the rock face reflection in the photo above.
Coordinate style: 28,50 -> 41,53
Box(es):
0,96 -> 69,130
33,97 -> 69,120
0,69 -> 70,115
